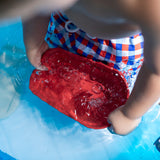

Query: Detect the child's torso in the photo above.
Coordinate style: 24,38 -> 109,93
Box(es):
65,0 -> 140,39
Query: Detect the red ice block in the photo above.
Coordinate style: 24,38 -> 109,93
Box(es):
29,48 -> 129,129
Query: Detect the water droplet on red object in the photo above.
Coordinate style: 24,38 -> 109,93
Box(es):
92,84 -> 103,94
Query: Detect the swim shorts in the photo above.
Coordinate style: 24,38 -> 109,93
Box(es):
45,11 -> 144,91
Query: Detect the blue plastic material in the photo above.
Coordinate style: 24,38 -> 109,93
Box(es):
0,150 -> 16,160
0,19 -> 160,160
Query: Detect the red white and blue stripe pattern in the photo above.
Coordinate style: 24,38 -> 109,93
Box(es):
45,12 -> 144,91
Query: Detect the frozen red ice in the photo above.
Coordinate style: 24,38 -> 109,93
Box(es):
29,48 -> 129,129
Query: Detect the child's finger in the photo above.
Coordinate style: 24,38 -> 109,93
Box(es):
30,57 -> 48,71
33,58 -> 48,71
34,41 -> 49,71
36,64 -> 48,71
28,53 -> 47,71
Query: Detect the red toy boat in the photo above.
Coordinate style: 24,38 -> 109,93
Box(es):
29,48 -> 129,129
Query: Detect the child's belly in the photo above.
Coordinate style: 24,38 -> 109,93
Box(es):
65,1 -> 141,39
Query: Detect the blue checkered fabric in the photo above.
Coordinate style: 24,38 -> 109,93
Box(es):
45,11 -> 144,91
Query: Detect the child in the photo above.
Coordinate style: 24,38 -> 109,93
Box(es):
0,0 -> 76,20
23,0 -> 160,135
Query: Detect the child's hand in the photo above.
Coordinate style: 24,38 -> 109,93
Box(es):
108,106 -> 141,135
26,41 -> 49,70
23,15 -> 50,70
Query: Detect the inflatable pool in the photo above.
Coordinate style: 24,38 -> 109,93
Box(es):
0,19 -> 160,160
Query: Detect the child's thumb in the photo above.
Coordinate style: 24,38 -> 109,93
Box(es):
27,51 -> 48,71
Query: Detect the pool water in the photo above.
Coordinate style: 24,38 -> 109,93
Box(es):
0,19 -> 160,160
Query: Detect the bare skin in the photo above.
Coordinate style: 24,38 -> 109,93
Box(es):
23,14 -> 50,70
22,0 -> 160,135
0,0 -> 77,20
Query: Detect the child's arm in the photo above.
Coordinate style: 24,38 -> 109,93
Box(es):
0,0 -> 77,20
108,0 -> 160,135
23,14 -> 50,70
